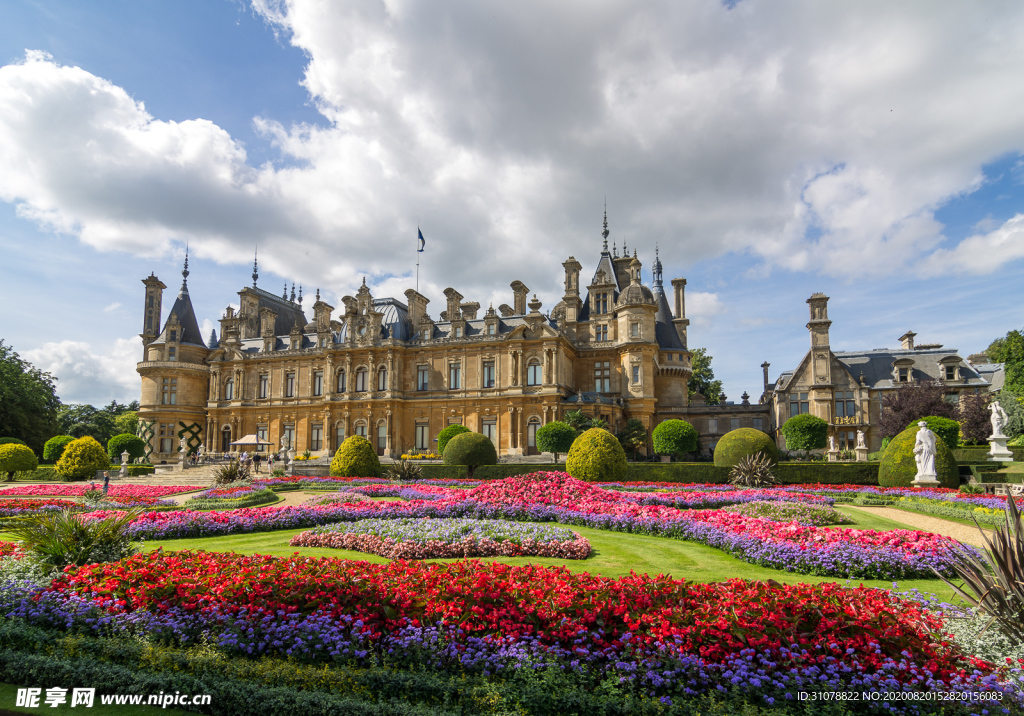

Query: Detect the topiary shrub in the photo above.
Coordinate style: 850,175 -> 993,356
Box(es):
566,427 -> 628,482
55,437 -> 110,481
106,433 -> 146,463
652,419 -> 699,458
878,424 -> 959,488
0,438 -> 27,446
330,435 -> 381,478
780,414 -> 829,451
904,415 -> 961,451
443,432 -> 498,477
42,435 -> 75,463
713,428 -> 779,468
436,424 -> 471,454
0,444 -> 38,480
535,421 -> 577,462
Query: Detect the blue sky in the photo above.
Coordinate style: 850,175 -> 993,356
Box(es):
0,1 -> 1022,406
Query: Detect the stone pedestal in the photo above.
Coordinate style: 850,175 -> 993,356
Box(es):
988,436 -> 1014,462
912,475 -> 940,487
827,450 -> 839,462
855,447 -> 868,462
660,455 -> 672,463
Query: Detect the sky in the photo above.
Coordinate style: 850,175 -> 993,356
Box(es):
0,0 -> 1023,407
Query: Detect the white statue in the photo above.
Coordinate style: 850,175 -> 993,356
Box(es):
913,421 -> 938,480
178,437 -> 187,453
990,401 -> 1009,439
828,435 -> 836,451
856,430 -> 866,449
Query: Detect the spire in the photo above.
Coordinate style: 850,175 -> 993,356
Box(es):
653,244 -> 663,287
623,237 -> 628,254
612,240 -> 618,258
252,247 -> 259,288
298,285 -> 303,305
283,283 -> 287,300
290,283 -> 296,302
315,288 -> 320,302
181,244 -> 190,289
602,199 -> 609,252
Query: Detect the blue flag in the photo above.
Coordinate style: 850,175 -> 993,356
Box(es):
417,228 -> 426,252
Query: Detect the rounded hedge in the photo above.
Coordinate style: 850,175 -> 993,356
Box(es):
443,432 -> 498,475
436,424 -> 471,455
330,435 -> 381,478
0,438 -> 27,447
879,424 -> 959,488
566,428 -> 628,482
780,414 -> 829,451
43,435 -> 75,463
535,421 -> 577,460
55,436 -> 110,481
652,419 -> 699,457
904,415 -> 960,451
0,443 -> 38,478
107,433 -> 146,463
713,428 -> 779,468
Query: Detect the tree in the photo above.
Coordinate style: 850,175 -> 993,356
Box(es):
113,411 -> 139,437
436,424 -> 471,454
780,414 -> 829,451
0,340 -> 62,454
0,443 -> 38,480
535,421 -> 576,462
563,409 -> 592,435
652,419 -> 699,458
998,389 -> 1024,440
688,348 -> 722,405
616,419 -> 648,461
958,393 -> 991,445
58,400 -> 140,446
877,381 -> 957,440
998,330 -> 1024,396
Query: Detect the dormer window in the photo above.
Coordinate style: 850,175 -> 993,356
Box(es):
898,368 -> 909,382
169,330 -> 177,342
454,327 -> 463,338
596,325 -> 608,342
944,365 -> 957,380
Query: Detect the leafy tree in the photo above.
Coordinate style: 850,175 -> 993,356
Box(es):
999,330 -> 1024,396
780,414 -> 829,451
958,393 -> 991,445
58,400 -> 139,446
55,436 -> 109,481
616,419 -> 648,461
986,336 -> 1009,363
877,381 -> 956,440
563,409 -> 592,434
565,428 -> 627,482
0,340 -> 62,454
443,432 -> 498,477
998,389 -> 1024,440
688,348 -> 722,405
904,415 -> 960,450
652,419 -> 699,458
535,421 -> 576,462
113,411 -> 139,437
106,434 -> 146,463
0,443 -> 38,480
42,436 -> 75,463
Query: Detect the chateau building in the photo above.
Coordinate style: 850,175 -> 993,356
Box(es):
137,215 -> 770,461
764,293 -> 995,452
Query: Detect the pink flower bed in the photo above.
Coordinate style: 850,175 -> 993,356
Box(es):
0,484 -> 203,498
291,531 -> 591,560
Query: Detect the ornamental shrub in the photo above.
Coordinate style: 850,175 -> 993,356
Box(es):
42,435 -> 74,463
0,443 -> 38,480
565,427 -> 627,482
713,428 -> 779,468
535,421 -> 577,462
0,438 -> 27,446
878,424 -> 959,488
106,433 -> 146,463
780,414 -> 829,451
55,436 -> 110,481
436,424 -> 470,454
652,419 -> 698,458
442,432 -> 498,477
904,415 -> 961,450
330,435 -> 381,478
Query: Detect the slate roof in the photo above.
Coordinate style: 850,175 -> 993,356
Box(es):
831,347 -> 987,389
156,283 -> 206,347
652,283 -> 685,350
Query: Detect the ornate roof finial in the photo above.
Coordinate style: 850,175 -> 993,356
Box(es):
633,248 -> 637,258
612,240 -> 618,258
283,283 -> 288,300
298,285 -> 303,305
362,276 -> 367,287
602,198 -> 609,252
315,288 -> 320,302
623,237 -> 628,254
653,243 -> 663,287
290,283 -> 296,302
181,243 -> 190,288
252,247 -> 259,288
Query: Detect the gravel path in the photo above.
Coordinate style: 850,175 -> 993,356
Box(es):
846,506 -> 994,548
163,489 -> 314,508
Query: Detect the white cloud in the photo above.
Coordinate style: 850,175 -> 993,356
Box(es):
102,302 -> 122,313
23,337 -> 140,405
917,214 -> 1024,276
686,291 -> 725,328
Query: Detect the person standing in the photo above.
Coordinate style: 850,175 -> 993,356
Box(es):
253,452 -> 262,473
102,471 -> 110,496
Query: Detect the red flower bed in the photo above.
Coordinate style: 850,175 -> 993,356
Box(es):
0,485 -> 202,498
0,541 -> 24,559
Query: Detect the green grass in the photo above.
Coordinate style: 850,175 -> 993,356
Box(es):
0,683 -> 194,715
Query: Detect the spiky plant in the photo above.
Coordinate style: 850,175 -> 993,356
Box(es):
385,459 -> 423,483
214,460 -> 250,485
728,451 -> 778,488
935,495 -> 1024,642
6,508 -> 143,569
959,483 -> 986,495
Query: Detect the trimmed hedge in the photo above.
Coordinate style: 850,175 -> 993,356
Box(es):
55,436 -> 110,481
417,465 -> 469,480
780,414 -> 829,451
566,428 -> 627,482
878,425 -> 959,489
42,435 -> 75,463
107,433 -> 146,463
0,443 -> 37,479
442,432 -> 497,476
713,428 -> 779,468
904,416 -> 960,450
436,424 -> 471,455
651,419 -> 699,457
330,436 -> 381,478
954,446 -> 1024,462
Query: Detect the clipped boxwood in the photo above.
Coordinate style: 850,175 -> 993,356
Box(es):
535,421 -> 577,462
436,424 -> 471,454
329,435 -> 381,478
566,428 -> 628,482
0,443 -> 38,479
418,464 -> 469,480
780,414 -> 828,451
42,435 -> 75,463
713,428 -> 779,468
652,419 -> 699,457
904,416 -> 960,451
107,433 -> 146,463
443,432 -> 498,476
55,436 -> 110,481
879,424 -> 959,488
0,437 -> 27,447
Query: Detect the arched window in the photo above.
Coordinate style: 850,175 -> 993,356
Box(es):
336,369 -> 346,392
355,367 -> 368,392
220,427 -> 231,452
527,418 -> 541,453
354,421 -> 367,438
377,367 -> 388,391
526,360 -> 541,386
224,378 -> 234,400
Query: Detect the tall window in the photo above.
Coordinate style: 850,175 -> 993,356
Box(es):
417,366 -> 429,391
221,427 -> 231,452
897,367 -> 909,382
377,367 -> 387,391
527,418 -> 540,451
594,362 -> 610,392
595,292 -> 608,314
258,375 -> 268,399
167,346 -> 177,361
487,323 -> 496,336
160,423 -> 175,453
169,330 -> 177,342
454,326 -> 463,338
223,378 -> 234,400
596,325 -> 608,341
526,360 -> 541,386
730,418 -> 740,430
482,419 -> 496,445
377,424 -> 387,453
335,424 -> 346,450
415,423 -> 429,451
631,365 -> 640,384
336,369 -> 346,392
355,367 -> 367,392
161,378 -> 177,405
313,371 -> 323,396
310,424 -> 323,451
355,421 -> 367,438
630,322 -> 640,338
753,417 -> 764,430
285,373 -> 295,397
707,419 -> 718,434
482,362 -> 495,388
256,426 -> 268,453
449,363 -> 461,389
834,391 -> 856,419
789,392 -> 809,416
283,424 -> 295,451
944,365 -> 957,380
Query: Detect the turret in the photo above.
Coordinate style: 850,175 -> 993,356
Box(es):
141,273 -> 166,353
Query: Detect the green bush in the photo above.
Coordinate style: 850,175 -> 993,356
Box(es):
651,419 -> 699,457
905,415 -> 961,450
535,421 -> 577,462
0,438 -> 27,447
42,435 -> 74,463
106,433 -> 146,463
329,435 -> 381,478
713,428 -> 779,468
418,464 -> 469,480
566,428 -> 627,482
436,424 -> 470,454
780,414 -> 829,451
878,424 -> 959,488
54,436 -> 110,481
442,432 -> 497,476
0,444 -> 38,480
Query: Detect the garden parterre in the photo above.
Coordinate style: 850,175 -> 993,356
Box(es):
0,484 -> 203,498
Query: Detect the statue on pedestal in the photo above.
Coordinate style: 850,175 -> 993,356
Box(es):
856,430 -> 866,449
913,422 -> 938,480
828,435 -> 836,452
990,401 -> 1009,439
